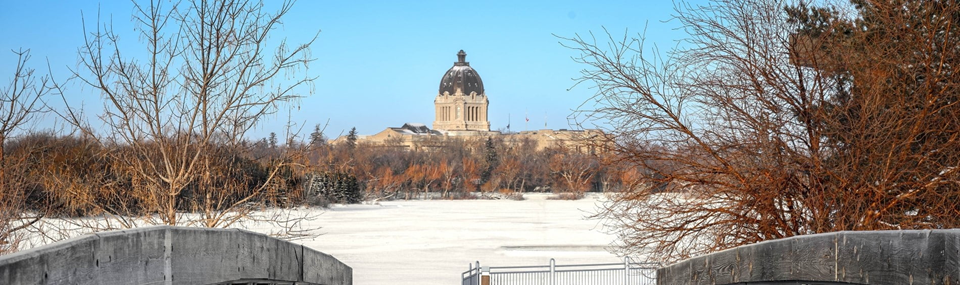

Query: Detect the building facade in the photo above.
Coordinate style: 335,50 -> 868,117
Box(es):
335,50 -> 604,152
433,50 -> 491,132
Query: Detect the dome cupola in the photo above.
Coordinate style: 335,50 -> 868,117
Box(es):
439,50 -> 484,95
433,50 -> 490,132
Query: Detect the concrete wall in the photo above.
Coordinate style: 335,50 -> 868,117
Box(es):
0,226 -> 352,285
657,230 -> 960,285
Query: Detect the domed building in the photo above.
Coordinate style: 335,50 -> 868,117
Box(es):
433,50 -> 490,132
335,50 -> 604,152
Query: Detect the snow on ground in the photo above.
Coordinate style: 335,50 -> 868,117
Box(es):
18,193 -> 622,285
294,193 -> 622,285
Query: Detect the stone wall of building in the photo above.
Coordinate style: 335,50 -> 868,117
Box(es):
338,127 -> 605,153
433,91 -> 490,132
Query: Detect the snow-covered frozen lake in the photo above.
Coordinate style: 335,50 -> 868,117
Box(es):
298,193 -> 621,285
19,193 -> 621,285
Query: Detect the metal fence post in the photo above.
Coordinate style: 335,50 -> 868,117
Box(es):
549,258 -> 556,285
623,256 -> 630,285
476,261 -> 483,285
481,266 -> 491,285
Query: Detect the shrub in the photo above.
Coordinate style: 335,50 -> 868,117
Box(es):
548,192 -> 584,200
304,171 -> 362,205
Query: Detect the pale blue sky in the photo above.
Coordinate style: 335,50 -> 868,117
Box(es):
0,0 -> 703,140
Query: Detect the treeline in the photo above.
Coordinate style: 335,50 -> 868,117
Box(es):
4,133 -> 301,218
306,135 -> 631,200
3,131 -> 631,217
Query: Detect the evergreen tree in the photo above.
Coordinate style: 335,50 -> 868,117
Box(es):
305,171 -> 361,205
268,132 -> 278,149
345,127 -> 358,150
309,124 -> 326,147
479,137 -> 499,190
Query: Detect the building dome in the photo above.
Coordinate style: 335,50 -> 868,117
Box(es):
438,50 -> 484,95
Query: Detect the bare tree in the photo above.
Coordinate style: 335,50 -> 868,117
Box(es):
64,0 -> 318,227
0,49 -> 52,254
565,0 -> 960,263
549,150 -> 596,194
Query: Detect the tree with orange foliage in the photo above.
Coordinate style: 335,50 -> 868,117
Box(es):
436,159 -> 460,197
548,150 -> 597,194
566,0 -> 960,263
497,157 -> 524,192
422,160 -> 443,197
462,156 -> 483,193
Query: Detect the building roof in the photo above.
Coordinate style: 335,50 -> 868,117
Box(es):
438,50 -> 484,95
390,123 -> 441,135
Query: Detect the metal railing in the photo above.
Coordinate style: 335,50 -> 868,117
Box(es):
463,261 -> 482,285
462,258 -> 657,285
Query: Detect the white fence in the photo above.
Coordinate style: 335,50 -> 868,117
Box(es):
462,258 -> 657,285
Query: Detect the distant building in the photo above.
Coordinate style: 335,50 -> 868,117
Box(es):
433,50 -> 490,133
334,50 -> 604,152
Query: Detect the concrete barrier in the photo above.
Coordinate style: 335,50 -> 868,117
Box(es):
0,226 -> 352,285
657,230 -> 960,284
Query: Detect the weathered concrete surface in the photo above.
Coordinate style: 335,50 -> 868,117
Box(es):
657,230 -> 960,285
0,226 -> 352,285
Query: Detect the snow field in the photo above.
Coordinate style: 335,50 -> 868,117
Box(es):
297,193 -> 622,285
